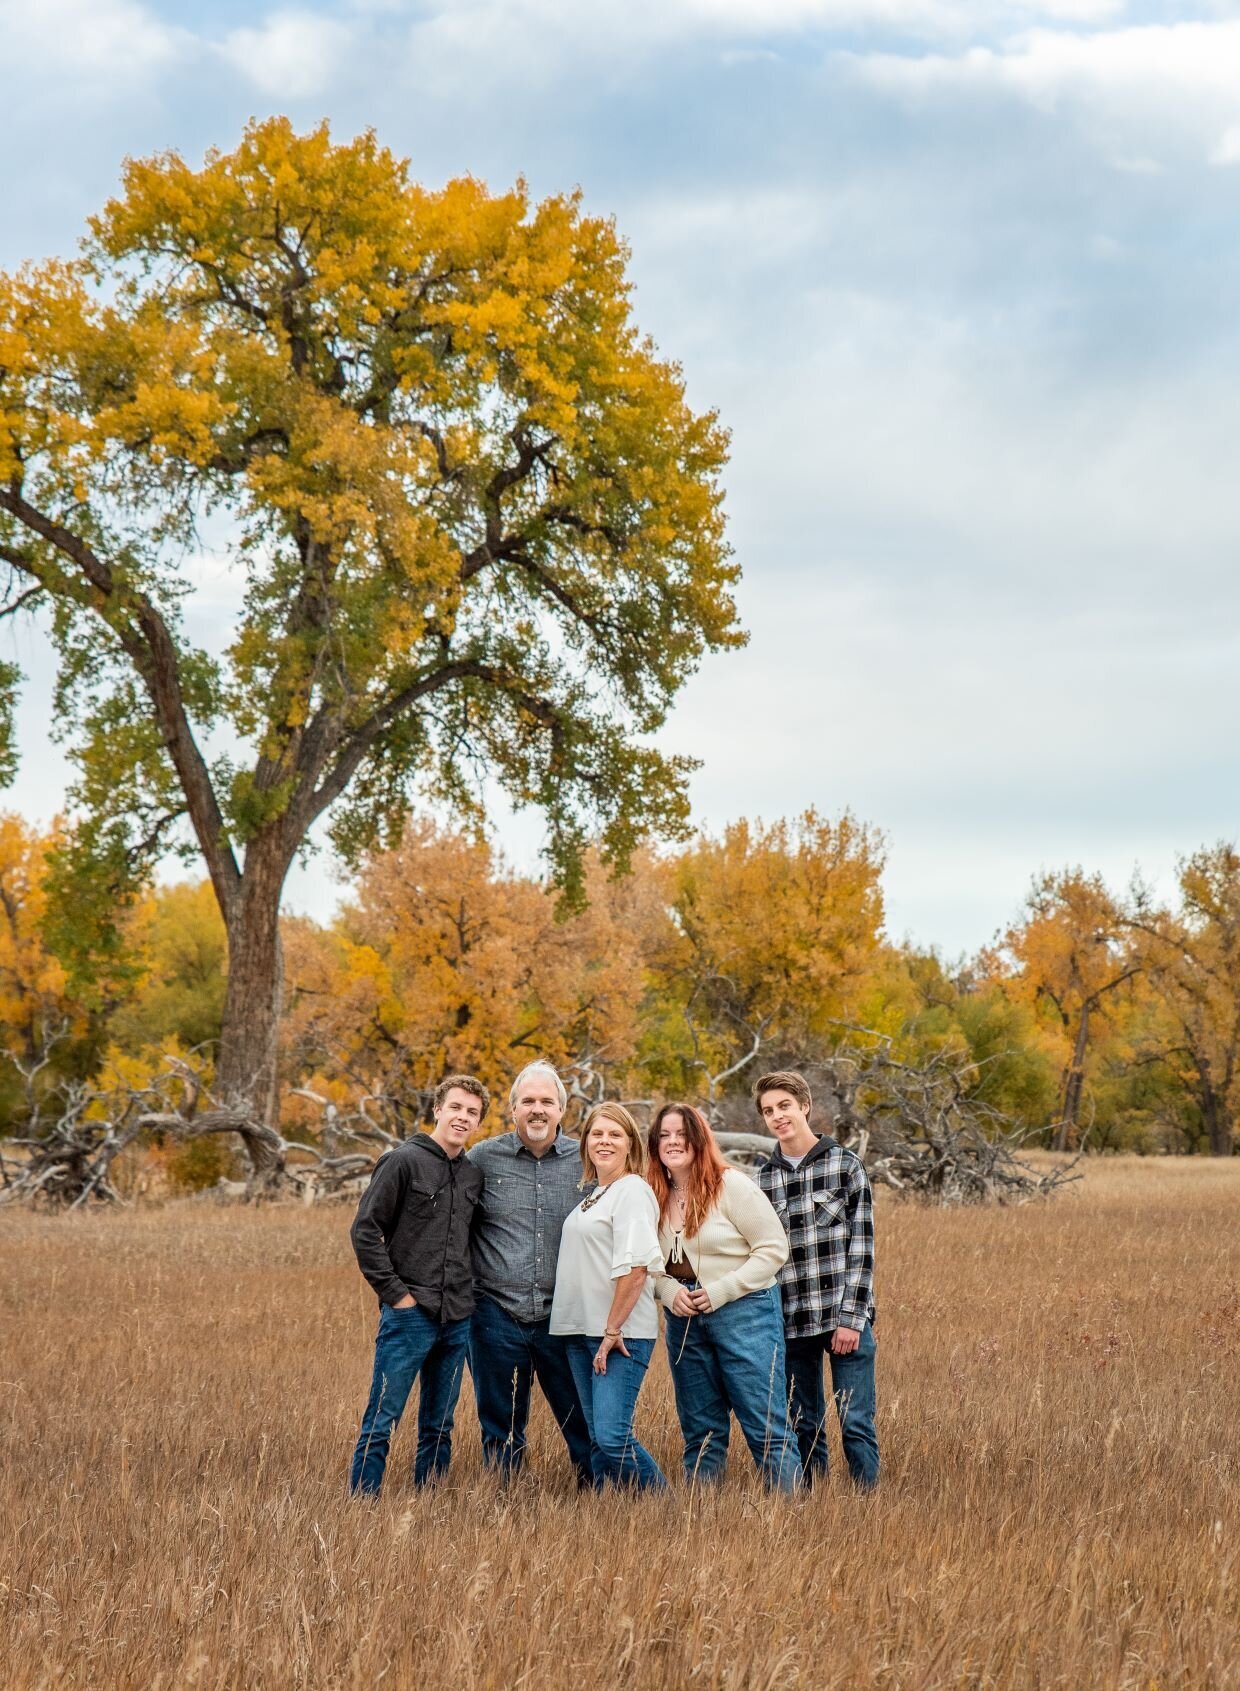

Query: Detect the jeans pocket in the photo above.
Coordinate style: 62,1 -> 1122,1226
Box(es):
384,1301 -> 422,1322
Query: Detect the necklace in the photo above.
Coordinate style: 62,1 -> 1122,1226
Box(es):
580,1187 -> 606,1212
669,1186 -> 691,1266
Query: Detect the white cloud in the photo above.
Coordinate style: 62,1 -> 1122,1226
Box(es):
403,0 -> 1129,48
397,0 -> 1137,97
0,0 -> 179,81
855,19 -> 1240,104
851,20 -> 1240,166
220,9 -> 357,98
681,0 -> 958,27
1022,0 -> 1124,19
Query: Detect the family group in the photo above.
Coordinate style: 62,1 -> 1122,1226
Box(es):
348,1062 -> 879,1495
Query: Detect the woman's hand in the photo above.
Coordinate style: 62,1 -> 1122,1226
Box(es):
670,1289 -> 697,1317
593,1330 -> 630,1374
687,1287 -> 713,1314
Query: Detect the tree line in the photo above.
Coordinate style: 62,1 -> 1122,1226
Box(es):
1,806 -> 1236,1170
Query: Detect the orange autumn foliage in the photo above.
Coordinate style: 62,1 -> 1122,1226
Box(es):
284,819 -> 670,1125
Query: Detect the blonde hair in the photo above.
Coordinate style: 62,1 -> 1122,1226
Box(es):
579,1101 -> 645,1185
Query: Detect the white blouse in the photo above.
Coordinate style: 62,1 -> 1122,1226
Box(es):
549,1175 -> 664,1340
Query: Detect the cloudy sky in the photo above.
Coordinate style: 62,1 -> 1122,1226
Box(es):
3,0 -> 1240,953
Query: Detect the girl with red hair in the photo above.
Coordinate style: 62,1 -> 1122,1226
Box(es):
647,1104 -> 801,1492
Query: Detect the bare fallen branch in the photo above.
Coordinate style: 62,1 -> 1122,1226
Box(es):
713,1039 -> 1082,1204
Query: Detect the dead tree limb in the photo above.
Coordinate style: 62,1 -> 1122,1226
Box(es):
715,1038 -> 1083,1204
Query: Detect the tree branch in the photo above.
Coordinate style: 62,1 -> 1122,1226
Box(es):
0,487 -> 242,916
302,658 -> 560,828
0,578 -> 44,620
207,426 -> 290,476
1083,964 -> 1142,1010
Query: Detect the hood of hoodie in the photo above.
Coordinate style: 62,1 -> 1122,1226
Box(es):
770,1131 -> 836,1170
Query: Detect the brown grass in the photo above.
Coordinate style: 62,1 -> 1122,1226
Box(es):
1,1157 -> 1236,1689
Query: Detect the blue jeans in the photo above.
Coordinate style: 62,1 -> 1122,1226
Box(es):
664,1283 -> 802,1492
349,1303 -> 471,1495
785,1322 -> 880,1488
468,1295 -> 594,1486
565,1337 -> 668,1492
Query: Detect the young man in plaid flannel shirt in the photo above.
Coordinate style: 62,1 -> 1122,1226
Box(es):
755,1070 -> 879,1488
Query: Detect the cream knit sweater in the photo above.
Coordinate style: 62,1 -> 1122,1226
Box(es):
652,1167 -> 789,1312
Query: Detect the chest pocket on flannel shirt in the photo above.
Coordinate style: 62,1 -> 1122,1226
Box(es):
814,1192 -> 848,1229
782,1189 -> 819,1247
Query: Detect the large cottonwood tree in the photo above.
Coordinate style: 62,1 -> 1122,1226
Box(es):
0,119 -> 740,1179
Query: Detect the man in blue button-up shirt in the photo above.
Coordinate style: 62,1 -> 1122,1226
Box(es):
466,1061 -> 593,1486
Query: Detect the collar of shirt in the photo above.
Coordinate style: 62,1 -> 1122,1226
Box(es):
510,1130 -> 579,1161
478,1128 -> 580,1164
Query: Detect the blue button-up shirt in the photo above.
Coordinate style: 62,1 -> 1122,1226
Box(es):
467,1130 -> 588,1323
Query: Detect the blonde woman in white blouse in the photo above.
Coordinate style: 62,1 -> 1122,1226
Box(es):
648,1103 -> 801,1492
549,1102 -> 668,1491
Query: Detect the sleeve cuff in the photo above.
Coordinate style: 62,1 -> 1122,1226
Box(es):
656,1280 -> 680,1311
703,1273 -> 740,1310
611,1252 -> 662,1279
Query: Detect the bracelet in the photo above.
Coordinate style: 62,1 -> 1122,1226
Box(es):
603,1327 -> 622,1338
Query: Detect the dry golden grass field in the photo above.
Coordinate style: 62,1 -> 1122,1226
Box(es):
1,1157 -> 1237,1690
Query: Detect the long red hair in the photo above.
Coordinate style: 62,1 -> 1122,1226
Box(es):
646,1103 -> 727,1237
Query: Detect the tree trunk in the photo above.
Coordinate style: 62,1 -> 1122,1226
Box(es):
1054,1002 -> 1091,1152
1209,1113 -> 1235,1156
216,847 -> 288,1190
1199,1087 -> 1235,1158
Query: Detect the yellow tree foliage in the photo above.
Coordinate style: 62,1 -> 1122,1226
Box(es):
0,814 -> 79,1075
1126,845 -> 1240,1156
990,869 -> 1139,1148
653,810 -> 887,1096
111,880 -> 228,1057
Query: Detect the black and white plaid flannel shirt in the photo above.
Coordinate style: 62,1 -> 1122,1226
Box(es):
757,1134 -> 876,1340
